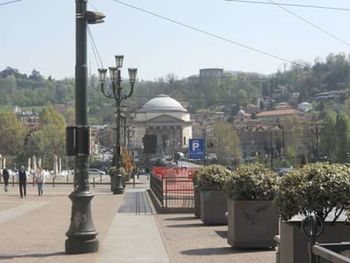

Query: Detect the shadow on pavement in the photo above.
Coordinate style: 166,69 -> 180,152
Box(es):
215,230 -> 227,239
167,223 -> 205,228
0,251 -> 65,260
164,216 -> 198,221
181,247 -> 274,256
181,247 -> 237,255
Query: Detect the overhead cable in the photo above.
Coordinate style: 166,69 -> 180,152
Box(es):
0,0 -> 21,6
112,0 -> 302,67
87,26 -> 104,70
224,0 -> 350,12
266,0 -> 350,47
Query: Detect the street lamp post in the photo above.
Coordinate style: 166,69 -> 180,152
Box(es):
98,57 -> 137,194
65,0 -> 104,254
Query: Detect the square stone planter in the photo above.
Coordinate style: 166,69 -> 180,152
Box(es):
200,190 -> 227,225
280,220 -> 350,263
227,199 -> 278,248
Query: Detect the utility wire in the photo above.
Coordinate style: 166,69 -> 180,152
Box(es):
87,25 -> 104,69
112,0 -> 302,67
0,0 -> 21,6
224,0 -> 350,12
266,0 -> 350,47
88,1 -> 98,11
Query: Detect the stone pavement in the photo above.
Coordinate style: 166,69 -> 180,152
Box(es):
0,176 -> 275,263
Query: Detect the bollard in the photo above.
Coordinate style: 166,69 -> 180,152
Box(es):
100,174 -> 102,183
12,176 -> 14,187
33,177 -> 35,187
53,177 -> 55,187
93,177 -> 95,188
67,174 -> 69,183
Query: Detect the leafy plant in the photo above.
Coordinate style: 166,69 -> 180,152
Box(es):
224,163 -> 277,201
196,164 -> 231,191
274,163 -> 350,221
109,166 -> 127,182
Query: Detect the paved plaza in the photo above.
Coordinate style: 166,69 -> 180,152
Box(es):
0,176 -> 275,263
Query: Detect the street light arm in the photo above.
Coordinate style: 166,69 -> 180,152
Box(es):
122,83 -> 135,100
100,82 -> 114,99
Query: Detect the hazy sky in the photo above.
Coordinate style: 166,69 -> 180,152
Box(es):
1,0 -> 350,80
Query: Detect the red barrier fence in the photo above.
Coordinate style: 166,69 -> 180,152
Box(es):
152,166 -> 198,180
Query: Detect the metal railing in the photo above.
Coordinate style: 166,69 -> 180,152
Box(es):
3,175 -> 111,188
303,215 -> 350,263
150,172 -> 194,212
313,243 -> 350,263
163,176 -> 194,209
274,217 -> 350,263
150,173 -> 164,207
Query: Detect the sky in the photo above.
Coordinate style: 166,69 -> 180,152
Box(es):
1,0 -> 350,81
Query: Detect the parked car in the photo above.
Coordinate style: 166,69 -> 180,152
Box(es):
89,168 -> 106,177
277,167 -> 292,176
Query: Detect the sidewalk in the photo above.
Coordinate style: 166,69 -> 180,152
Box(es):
0,176 -> 275,262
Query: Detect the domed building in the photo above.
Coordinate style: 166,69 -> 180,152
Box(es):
132,94 -> 192,158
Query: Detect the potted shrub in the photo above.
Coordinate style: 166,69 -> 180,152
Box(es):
224,163 -> 278,248
196,164 -> 231,225
109,166 -> 126,194
274,162 -> 350,263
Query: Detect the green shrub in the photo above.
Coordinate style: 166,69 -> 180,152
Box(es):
274,163 -> 350,221
196,164 -> 231,191
109,166 -> 128,181
224,163 -> 277,201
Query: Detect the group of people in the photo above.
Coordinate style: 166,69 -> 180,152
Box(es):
2,165 -> 46,198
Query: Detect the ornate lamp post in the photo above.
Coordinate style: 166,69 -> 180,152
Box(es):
98,57 -> 137,194
65,0 -> 104,254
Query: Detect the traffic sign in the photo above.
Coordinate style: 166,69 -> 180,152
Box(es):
189,139 -> 205,159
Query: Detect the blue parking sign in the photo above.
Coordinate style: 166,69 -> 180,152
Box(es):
189,139 -> 204,159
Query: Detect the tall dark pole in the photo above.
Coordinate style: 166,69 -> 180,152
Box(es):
115,71 -> 122,174
65,0 -> 99,254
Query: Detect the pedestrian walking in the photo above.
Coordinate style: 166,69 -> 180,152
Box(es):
2,167 -> 9,192
35,166 -> 45,196
18,165 -> 27,198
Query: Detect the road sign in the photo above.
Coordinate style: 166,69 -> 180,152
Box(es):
189,139 -> 204,159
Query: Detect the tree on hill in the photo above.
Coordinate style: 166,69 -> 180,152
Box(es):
212,121 -> 241,165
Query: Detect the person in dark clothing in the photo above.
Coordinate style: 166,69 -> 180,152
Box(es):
18,166 -> 27,198
2,167 -> 9,192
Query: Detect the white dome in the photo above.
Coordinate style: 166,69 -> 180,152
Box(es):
139,94 -> 187,113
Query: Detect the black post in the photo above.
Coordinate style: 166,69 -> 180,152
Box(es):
270,130 -> 273,169
113,70 -> 124,194
65,0 -> 98,254
315,124 -> 319,161
202,129 -> 206,166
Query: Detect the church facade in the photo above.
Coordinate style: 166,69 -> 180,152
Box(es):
132,94 -> 192,158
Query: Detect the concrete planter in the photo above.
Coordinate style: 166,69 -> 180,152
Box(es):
227,199 -> 278,248
194,188 -> 201,218
280,220 -> 350,263
200,190 -> 227,225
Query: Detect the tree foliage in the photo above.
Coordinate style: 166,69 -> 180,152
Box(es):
0,111 -> 26,156
212,121 -> 241,165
